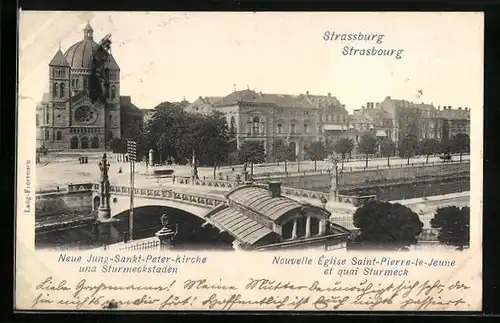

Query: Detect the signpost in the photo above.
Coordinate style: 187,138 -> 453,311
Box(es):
127,140 -> 137,241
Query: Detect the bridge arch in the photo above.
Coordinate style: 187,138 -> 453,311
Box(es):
111,205 -> 234,249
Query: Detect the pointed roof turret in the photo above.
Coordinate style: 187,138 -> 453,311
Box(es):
49,49 -> 70,67
84,22 -> 94,40
106,54 -> 120,70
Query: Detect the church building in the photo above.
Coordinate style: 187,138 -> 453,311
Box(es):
36,23 -> 123,151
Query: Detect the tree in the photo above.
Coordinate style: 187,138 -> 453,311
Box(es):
110,138 -> 127,154
420,138 -> 441,163
358,134 -> 377,168
139,103 -> 230,170
399,134 -> 419,165
333,137 -> 354,169
430,206 -> 470,250
450,133 -> 470,162
351,200 -> 424,250
272,139 -> 287,165
238,141 -> 266,178
305,141 -> 327,171
379,137 -> 396,167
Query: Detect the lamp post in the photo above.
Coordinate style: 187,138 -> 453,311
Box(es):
127,140 -> 137,241
331,157 -> 339,201
94,153 -> 119,249
155,213 -> 177,250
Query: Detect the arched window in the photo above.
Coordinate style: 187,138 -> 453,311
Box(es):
44,129 -> 50,140
76,79 -> 79,88
81,136 -> 89,149
59,83 -> 65,98
83,78 -> 88,88
253,117 -> 260,135
56,131 -> 62,141
53,83 -> 58,97
277,124 -> 282,134
110,85 -> 116,99
303,124 -> 309,134
70,136 -> 78,149
91,137 -> 99,148
230,116 -> 236,135
246,119 -> 252,135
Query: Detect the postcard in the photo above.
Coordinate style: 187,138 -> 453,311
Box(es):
15,11 -> 483,311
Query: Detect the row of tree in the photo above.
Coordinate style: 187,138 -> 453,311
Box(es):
113,102 -> 470,175
349,201 -> 470,251
304,133 -> 470,170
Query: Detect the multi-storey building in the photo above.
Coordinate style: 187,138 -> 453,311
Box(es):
185,96 -> 222,115
437,106 -> 471,141
206,89 -> 328,160
35,23 -> 143,151
119,96 -> 143,140
377,96 -> 442,143
36,23 -> 121,150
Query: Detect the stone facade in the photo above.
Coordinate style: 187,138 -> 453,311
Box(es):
437,106 -> 471,141
36,23 -> 123,151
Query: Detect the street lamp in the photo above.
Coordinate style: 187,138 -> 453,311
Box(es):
155,213 -> 178,249
331,157 -> 339,201
95,153 -> 120,249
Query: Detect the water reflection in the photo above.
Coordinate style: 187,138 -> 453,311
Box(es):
36,206 -> 234,250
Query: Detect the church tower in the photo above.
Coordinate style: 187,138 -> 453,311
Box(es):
104,53 -> 121,143
36,22 -> 123,151
39,47 -> 70,148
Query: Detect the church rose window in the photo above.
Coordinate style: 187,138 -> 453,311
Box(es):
75,106 -> 98,124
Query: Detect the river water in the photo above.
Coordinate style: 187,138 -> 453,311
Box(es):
35,206 -> 234,251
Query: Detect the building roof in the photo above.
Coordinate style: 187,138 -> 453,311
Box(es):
49,49 -> 70,67
106,54 -> 120,70
300,93 -> 342,107
438,108 -> 470,120
120,96 -> 141,113
349,113 -> 372,124
217,90 -> 315,109
64,38 -> 98,68
226,185 -> 304,222
205,205 -> 278,246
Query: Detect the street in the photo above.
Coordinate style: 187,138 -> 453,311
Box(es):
35,153 -> 470,190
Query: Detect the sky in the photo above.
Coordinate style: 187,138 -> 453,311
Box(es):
18,11 -> 484,112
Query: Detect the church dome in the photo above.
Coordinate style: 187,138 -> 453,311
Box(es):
63,22 -> 98,68
64,39 -> 98,68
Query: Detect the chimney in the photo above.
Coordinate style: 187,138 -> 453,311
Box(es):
437,106 -> 441,111
449,106 -> 452,110
306,91 -> 309,96
376,102 -> 380,108
328,92 -> 331,97
385,96 -> 391,100
268,181 -> 282,198
458,107 -> 462,110
259,91 -> 262,96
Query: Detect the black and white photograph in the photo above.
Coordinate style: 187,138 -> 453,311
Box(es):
15,11 -> 482,311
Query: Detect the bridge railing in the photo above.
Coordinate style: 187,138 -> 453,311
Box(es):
36,183 -> 95,195
280,186 -> 376,207
173,176 -> 243,189
109,185 -> 226,208
280,186 -> 331,202
253,159 -> 470,179
103,237 -> 161,251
